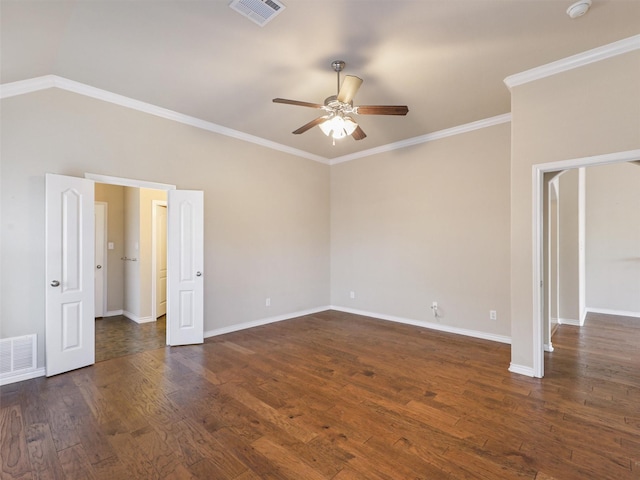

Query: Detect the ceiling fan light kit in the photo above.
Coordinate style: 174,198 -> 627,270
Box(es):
319,115 -> 358,139
273,60 -> 409,143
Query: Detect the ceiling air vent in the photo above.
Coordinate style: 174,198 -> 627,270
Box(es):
229,0 -> 285,27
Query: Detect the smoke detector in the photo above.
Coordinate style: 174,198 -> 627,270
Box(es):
566,0 -> 592,19
229,0 -> 286,26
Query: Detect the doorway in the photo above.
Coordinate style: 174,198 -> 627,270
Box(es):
45,172 -> 204,376
94,184 -> 168,361
533,149 -> 640,377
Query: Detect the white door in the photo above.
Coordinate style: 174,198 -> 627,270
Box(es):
155,203 -> 168,317
45,174 -> 95,376
95,202 -> 107,317
167,190 -> 204,346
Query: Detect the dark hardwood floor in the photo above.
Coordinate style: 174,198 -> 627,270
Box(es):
1,310 -> 639,479
95,315 -> 167,362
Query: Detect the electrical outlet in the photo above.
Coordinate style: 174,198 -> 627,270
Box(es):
432,301 -> 438,309
490,310 -> 497,320
350,291 -> 355,299
266,298 -> 271,307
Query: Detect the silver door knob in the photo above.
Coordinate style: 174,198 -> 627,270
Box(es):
51,280 -> 60,287
96,265 -> 102,269
196,271 -> 202,277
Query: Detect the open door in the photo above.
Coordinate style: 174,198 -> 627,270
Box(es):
154,202 -> 168,318
45,174 -> 95,376
167,190 -> 204,346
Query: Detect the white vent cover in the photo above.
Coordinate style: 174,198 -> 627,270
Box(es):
229,0 -> 285,26
0,334 -> 37,378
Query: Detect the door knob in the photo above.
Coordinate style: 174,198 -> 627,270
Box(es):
196,271 -> 202,277
51,280 -> 60,287
96,265 -> 102,269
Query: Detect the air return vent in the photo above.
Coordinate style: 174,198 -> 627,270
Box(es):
229,0 -> 285,26
0,334 -> 37,378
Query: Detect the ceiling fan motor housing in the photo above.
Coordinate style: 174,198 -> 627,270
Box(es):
331,60 -> 346,72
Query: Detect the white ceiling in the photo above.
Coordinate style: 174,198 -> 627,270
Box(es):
2,0 -> 639,160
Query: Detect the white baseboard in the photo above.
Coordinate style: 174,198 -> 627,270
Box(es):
204,306 -> 331,338
508,363 -> 536,377
329,306 -> 512,345
0,367 -> 46,386
104,309 -> 124,317
558,317 -> 582,326
123,311 -> 155,324
6,305 -> 517,386
585,307 -> 640,319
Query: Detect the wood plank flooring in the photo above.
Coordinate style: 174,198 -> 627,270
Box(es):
95,315 -> 167,362
1,310 -> 639,479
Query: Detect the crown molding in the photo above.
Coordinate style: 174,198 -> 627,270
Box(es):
329,113 -> 512,165
0,74 -> 56,98
2,36 -> 635,164
1,75 -> 329,165
504,34 -> 640,90
1,74 -> 509,165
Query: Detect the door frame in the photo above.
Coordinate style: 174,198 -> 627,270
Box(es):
532,148 -> 640,378
151,199 -> 168,320
544,174 -> 559,353
95,201 -> 108,317
86,173 -> 176,338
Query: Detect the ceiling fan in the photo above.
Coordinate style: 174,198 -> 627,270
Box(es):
273,60 -> 409,142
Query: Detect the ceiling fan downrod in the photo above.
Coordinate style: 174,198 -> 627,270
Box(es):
331,60 -> 345,96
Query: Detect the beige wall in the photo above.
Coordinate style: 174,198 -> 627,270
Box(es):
331,123 -> 511,337
510,50 -> 640,370
94,183 -> 125,313
586,162 -> 640,315
123,187 -> 141,318
0,88 -> 330,367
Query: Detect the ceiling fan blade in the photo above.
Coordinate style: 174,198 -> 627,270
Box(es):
355,105 -> 409,116
292,116 -> 328,135
351,125 -> 367,141
337,75 -> 363,104
273,98 -> 324,109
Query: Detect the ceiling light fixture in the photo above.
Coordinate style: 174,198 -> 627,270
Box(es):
319,114 -> 358,141
566,0 -> 592,19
